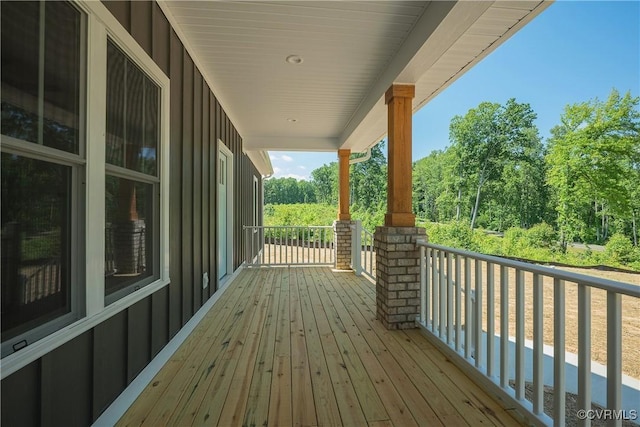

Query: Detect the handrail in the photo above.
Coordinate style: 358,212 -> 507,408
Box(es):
350,221 -> 375,280
417,240 -> 640,297
243,225 -> 335,267
415,239 -> 639,427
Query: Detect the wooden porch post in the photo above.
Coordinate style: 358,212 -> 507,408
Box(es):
334,149 -> 353,270
374,83 -> 425,330
338,149 -> 351,221
385,84 -> 415,227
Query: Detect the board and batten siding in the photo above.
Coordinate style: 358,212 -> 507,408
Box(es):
0,1 -> 263,425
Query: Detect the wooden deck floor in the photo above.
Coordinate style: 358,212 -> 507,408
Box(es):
117,267 -> 524,427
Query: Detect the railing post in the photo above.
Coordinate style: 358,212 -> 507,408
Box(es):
251,226 -> 255,265
554,278 -> 566,427
499,266 -> 509,389
419,244 -> 426,325
353,221 -> 362,276
516,269 -> 525,401
533,273 -> 543,415
607,291 -> 622,427
578,284 -> 591,427
244,226 -> 249,265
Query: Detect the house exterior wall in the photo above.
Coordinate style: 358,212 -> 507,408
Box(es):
0,1 -> 262,425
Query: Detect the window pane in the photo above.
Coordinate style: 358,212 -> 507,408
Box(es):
105,176 -> 155,296
1,153 -> 72,341
106,41 -> 158,176
0,1 -> 82,154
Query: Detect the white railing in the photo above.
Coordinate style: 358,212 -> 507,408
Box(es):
416,240 -> 640,427
243,225 -> 335,267
350,220 -> 376,279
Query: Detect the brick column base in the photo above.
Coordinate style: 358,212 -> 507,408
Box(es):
374,226 -> 426,329
333,220 -> 353,270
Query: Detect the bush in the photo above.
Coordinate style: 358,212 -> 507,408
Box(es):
424,220 -> 475,250
525,222 -> 557,249
472,231 -> 504,256
264,203 -> 336,227
502,227 -> 528,255
352,203 -> 385,233
604,233 -> 636,265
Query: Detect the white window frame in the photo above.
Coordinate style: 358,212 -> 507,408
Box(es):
1,0 -> 170,378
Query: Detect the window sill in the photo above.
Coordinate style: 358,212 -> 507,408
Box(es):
0,278 -> 170,379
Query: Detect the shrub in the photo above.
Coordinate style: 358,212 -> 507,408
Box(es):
472,231 -> 503,256
525,222 -> 557,249
604,233 -> 636,265
502,227 -> 527,256
424,220 -> 475,250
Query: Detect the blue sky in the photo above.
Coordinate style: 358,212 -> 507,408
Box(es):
269,1 -> 640,180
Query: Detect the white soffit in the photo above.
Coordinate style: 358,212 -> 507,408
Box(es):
159,1 -> 551,154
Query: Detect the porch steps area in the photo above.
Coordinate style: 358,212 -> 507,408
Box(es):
117,267 -> 524,426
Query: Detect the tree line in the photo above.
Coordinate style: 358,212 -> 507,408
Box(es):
265,89 -> 639,253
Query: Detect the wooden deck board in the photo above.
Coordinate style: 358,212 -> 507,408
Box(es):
302,269 -> 368,427
295,269 -> 343,427
343,271 -> 520,426
268,269 -> 293,427
119,272 -> 258,427
117,267 -> 525,427
289,268 -> 318,426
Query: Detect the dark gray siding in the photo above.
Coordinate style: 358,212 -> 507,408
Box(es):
0,1 -> 263,425
1,361 -> 39,427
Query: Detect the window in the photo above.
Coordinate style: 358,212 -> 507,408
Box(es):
1,1 -> 84,355
1,0 -> 169,361
104,41 -> 160,303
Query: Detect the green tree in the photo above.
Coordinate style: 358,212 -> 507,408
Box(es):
264,177 -> 317,204
311,162 -> 338,205
351,141 -> 387,210
449,99 -> 543,229
546,89 -> 640,250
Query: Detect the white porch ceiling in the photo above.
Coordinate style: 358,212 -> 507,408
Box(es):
159,0 -> 551,170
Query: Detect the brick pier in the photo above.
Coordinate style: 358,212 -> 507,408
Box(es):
334,220 -> 353,270
374,226 -> 426,329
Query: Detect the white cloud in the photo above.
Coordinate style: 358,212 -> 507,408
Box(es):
282,173 -> 308,181
281,155 -> 293,162
272,166 -> 282,175
269,154 -> 279,161
298,165 -> 307,170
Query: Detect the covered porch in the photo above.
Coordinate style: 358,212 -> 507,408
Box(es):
115,267 -> 523,426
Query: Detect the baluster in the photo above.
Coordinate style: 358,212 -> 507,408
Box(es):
455,255 -> 461,352
500,266 -> 509,388
533,273 -> 543,414
420,246 -> 426,326
474,259 -> 482,369
447,252 -> 453,344
433,250 -> 439,334
439,251 -> 446,338
607,291 -> 622,427
578,284 -> 591,427
516,269 -> 525,400
464,257 -> 472,360
487,262 -> 495,378
554,278 -> 566,426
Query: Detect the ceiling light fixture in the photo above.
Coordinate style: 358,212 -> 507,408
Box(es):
285,55 -> 303,65
287,118 -> 298,123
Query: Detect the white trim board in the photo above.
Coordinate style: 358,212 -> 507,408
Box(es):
92,264 -> 245,427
